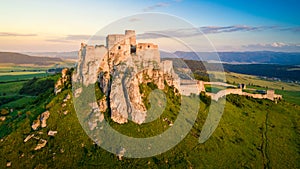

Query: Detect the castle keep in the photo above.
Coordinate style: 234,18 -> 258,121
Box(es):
106,30 -> 160,66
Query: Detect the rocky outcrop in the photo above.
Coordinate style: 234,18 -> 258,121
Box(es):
6,161 -> 11,167
98,97 -> 107,113
31,116 -> 40,130
108,57 -> 179,124
0,116 -> 6,121
40,111 -> 50,128
55,68 -> 70,95
31,111 -> 50,130
88,102 -> 104,130
63,94 -> 71,102
106,69 -> 176,125
117,147 -> 126,160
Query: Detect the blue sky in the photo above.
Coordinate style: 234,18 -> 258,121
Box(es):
0,0 -> 299,52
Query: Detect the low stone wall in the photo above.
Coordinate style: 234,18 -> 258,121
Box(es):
206,88 -> 282,102
203,81 -> 235,87
180,80 -> 205,96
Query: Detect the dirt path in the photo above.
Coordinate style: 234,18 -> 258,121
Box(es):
261,111 -> 270,169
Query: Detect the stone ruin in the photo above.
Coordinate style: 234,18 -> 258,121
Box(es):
73,30 -> 282,125
73,30 -> 181,124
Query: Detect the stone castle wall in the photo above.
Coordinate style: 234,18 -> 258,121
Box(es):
136,43 -> 160,65
206,88 -> 282,102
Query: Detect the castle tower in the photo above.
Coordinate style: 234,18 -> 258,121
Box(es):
125,30 -> 136,46
106,34 -> 125,49
266,90 -> 275,100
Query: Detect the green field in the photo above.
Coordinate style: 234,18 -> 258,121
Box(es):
210,71 -> 300,91
0,64 -> 49,72
275,90 -> 300,105
0,81 -> 25,95
204,84 -> 228,93
0,72 -> 48,82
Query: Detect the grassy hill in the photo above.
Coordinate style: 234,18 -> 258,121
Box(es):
0,52 -> 63,66
0,74 -> 299,168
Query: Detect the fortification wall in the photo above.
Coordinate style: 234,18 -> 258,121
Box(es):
207,89 -> 242,101
136,43 -> 160,64
203,81 -> 235,87
74,43 -> 108,86
106,34 -> 126,50
206,88 -> 282,102
160,60 -> 173,74
180,79 -> 204,96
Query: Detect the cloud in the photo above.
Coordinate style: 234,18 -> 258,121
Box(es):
243,42 -> 300,52
137,28 -> 200,39
0,32 -> 37,37
129,18 -> 141,22
143,0 -> 183,11
277,26 -> 300,33
46,34 -> 105,43
200,25 -> 276,34
137,25 -> 300,40
137,25 -> 274,39
143,2 -> 170,12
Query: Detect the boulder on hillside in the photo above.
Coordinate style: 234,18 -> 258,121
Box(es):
24,134 -> 35,143
31,110 -> 50,130
40,111 -> 50,128
31,116 -> 41,130
48,130 -> 57,136
34,139 -> 47,150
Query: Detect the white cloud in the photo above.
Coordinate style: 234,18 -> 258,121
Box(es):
143,2 -> 170,12
0,32 -> 37,37
243,42 -> 300,52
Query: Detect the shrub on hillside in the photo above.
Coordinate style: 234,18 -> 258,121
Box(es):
19,77 -> 54,96
0,108 -> 9,115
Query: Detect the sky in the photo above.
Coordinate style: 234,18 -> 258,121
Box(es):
0,0 -> 299,52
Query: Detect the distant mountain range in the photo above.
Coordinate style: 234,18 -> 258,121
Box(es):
161,51 -> 300,65
24,51 -> 78,59
0,52 -> 63,66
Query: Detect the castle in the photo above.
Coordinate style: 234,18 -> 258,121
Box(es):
73,30 -> 282,125
76,30 -> 282,105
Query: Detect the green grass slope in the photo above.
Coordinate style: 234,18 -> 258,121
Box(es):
0,76 -> 299,168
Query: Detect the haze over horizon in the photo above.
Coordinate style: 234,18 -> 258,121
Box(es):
0,0 -> 299,52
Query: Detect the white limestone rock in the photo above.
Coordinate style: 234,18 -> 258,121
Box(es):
40,111 -> 50,128
48,130 -> 57,136
34,139 -> 47,150
24,134 -> 35,143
